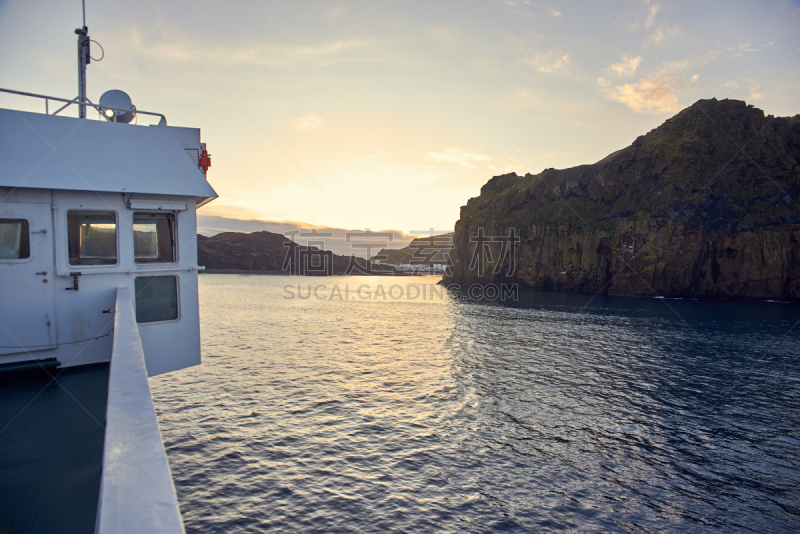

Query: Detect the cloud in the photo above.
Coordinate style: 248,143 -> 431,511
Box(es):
646,25 -> 683,45
121,25 -> 376,69
659,50 -> 720,75
501,0 -> 537,19
749,83 -> 765,101
227,39 -> 375,67
548,7 -> 562,17
602,49 -> 720,112
609,75 -> 680,114
659,59 -> 690,72
719,79 -> 766,103
294,115 -> 324,130
522,49 -> 571,75
610,55 -> 642,77
427,148 -> 492,168
644,2 -> 660,28
729,42 -> 761,55
198,203 -> 282,223
728,41 -> 777,57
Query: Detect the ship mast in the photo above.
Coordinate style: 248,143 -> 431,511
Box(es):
75,0 -> 90,118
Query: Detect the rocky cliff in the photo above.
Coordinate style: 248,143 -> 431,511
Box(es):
442,99 -> 800,300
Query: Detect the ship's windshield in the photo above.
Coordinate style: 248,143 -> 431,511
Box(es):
68,211 -> 117,266
133,213 -> 176,263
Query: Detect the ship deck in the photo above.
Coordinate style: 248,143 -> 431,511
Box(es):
0,363 -> 109,534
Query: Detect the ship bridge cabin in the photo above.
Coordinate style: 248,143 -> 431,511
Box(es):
0,90 -> 217,533
0,105 -> 216,375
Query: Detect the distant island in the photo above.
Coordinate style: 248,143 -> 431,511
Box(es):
442,98 -> 800,301
375,233 -> 454,265
197,231 -> 395,275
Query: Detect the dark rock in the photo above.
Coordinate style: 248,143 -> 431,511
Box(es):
442,98 -> 800,300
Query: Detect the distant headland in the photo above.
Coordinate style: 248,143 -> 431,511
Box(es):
197,231 -> 395,275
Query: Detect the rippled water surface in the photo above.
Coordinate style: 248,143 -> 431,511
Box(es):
151,275 -> 800,533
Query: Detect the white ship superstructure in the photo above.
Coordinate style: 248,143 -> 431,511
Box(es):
0,106 -> 216,373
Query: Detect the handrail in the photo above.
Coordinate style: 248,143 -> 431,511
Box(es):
95,287 -> 185,534
56,266 -> 205,277
0,87 -> 167,125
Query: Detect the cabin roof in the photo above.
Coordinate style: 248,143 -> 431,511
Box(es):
0,108 -> 217,204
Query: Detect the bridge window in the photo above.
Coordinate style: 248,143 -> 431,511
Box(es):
135,276 -> 179,323
68,211 -> 118,266
134,213 -> 176,263
0,219 -> 30,260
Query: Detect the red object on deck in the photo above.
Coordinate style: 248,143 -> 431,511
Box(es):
199,149 -> 211,172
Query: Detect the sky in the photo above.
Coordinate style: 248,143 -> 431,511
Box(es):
1,0 -> 798,251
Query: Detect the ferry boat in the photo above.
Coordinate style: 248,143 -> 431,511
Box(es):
0,22 -> 216,534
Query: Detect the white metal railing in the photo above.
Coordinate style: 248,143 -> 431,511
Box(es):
95,287 -> 185,534
0,87 -> 167,125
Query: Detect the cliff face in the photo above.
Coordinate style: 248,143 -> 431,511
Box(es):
442,99 -> 800,300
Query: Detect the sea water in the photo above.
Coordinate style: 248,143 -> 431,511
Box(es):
150,275 -> 800,533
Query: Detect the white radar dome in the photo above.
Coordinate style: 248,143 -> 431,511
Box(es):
99,90 -> 136,124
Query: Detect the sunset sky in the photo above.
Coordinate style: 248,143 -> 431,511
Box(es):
1,0 -> 798,246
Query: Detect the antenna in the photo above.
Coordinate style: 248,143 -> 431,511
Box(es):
75,1 -> 90,118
